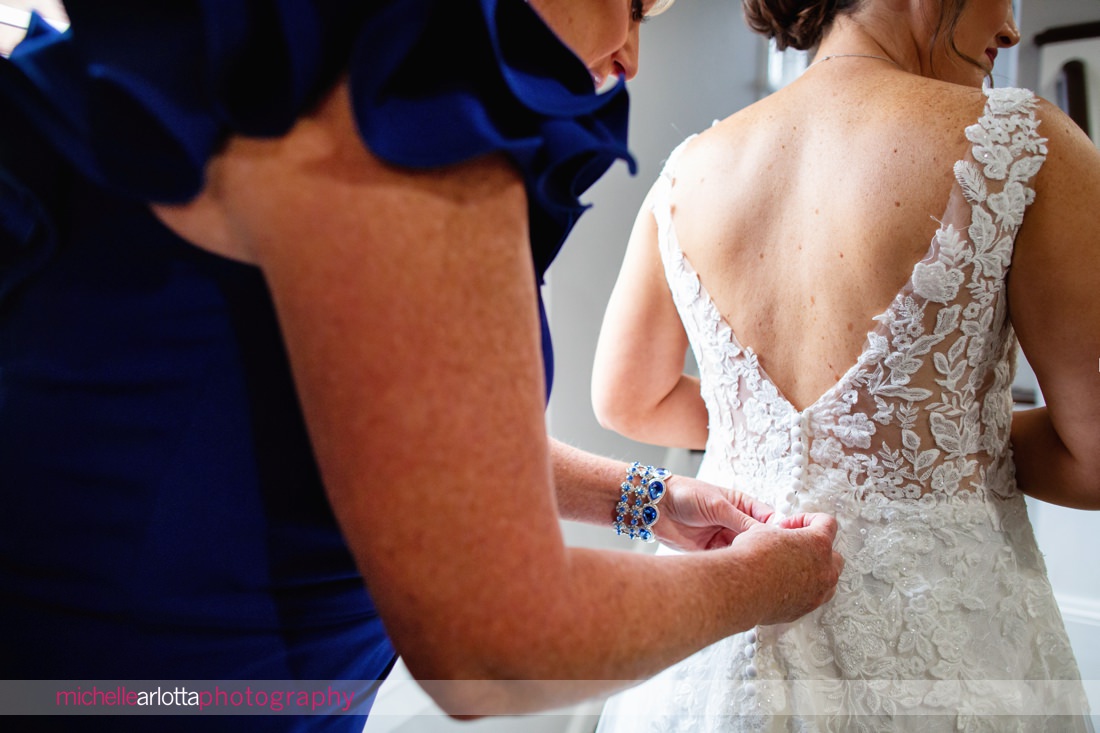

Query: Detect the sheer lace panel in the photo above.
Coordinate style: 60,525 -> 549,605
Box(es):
597,87 -> 1090,733
654,88 -> 1048,505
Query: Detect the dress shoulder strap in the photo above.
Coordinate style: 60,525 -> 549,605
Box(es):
650,134 -> 697,266
656,134 -> 697,184
953,87 -> 1047,214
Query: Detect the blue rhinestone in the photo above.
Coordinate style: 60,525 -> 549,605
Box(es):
639,529 -> 653,541
648,480 -> 665,501
642,505 -> 659,525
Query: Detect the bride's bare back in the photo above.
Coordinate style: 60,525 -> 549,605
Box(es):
670,66 -> 985,411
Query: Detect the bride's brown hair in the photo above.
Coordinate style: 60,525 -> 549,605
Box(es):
742,0 -> 975,63
741,0 -> 861,51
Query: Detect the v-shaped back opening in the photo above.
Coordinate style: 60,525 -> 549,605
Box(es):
653,127 -> 982,416
649,86 -> 1047,506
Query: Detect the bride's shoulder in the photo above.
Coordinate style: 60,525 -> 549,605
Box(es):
678,99 -> 776,162
706,93 -> 781,137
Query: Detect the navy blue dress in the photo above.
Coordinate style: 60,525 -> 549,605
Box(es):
0,1 -> 632,730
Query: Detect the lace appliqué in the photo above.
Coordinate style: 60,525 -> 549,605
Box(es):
596,88 -> 1091,732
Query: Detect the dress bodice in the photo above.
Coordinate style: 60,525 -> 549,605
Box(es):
597,87 -> 1091,732
655,87 -> 1047,516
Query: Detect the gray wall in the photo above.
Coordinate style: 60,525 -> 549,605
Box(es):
1017,0 -> 1100,91
546,0 -> 761,474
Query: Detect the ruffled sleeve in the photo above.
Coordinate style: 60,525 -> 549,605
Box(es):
0,0 -> 634,279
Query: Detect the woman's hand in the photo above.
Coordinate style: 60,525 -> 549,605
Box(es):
730,513 -> 844,624
656,476 -> 775,552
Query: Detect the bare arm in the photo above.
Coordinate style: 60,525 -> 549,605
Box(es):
551,437 -> 782,551
155,80 -> 841,715
592,183 -> 710,449
1009,100 -> 1100,509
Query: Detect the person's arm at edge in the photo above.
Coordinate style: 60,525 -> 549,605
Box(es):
1009,98 -> 1100,509
154,80 -> 842,716
591,179 -> 710,450
551,437 -> 782,551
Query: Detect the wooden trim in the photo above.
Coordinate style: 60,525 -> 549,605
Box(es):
1035,21 -> 1100,47
1057,59 -> 1091,136
0,6 -> 30,30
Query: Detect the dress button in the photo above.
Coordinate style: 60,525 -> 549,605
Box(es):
791,466 -> 803,480
746,630 -> 757,644
744,682 -> 757,697
785,491 -> 797,504
744,644 -> 756,658
792,442 -> 805,456
745,664 -> 758,679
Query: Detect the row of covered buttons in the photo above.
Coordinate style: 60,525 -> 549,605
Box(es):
778,412 -> 811,516
743,627 -> 758,696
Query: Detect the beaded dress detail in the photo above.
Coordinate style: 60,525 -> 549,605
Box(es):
597,88 -> 1092,731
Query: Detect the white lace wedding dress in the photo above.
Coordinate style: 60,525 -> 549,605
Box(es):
597,88 -> 1093,732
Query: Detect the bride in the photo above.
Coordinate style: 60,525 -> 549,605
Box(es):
592,0 -> 1099,729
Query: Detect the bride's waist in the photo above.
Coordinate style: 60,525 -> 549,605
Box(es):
699,460 -> 1024,523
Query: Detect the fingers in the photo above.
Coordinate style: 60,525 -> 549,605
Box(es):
776,512 -> 838,541
819,560 -> 842,605
716,505 -> 760,536
662,479 -> 765,548
730,490 -> 776,525
783,513 -> 844,600
734,513 -> 844,625
818,546 -> 845,605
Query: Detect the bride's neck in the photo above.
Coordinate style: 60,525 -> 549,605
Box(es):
816,13 -> 923,75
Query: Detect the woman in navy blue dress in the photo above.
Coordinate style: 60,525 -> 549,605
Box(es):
0,1 -> 842,730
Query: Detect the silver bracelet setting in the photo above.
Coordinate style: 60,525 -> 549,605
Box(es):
613,462 -> 670,543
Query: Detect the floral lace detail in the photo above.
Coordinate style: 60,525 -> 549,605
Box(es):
596,88 -> 1091,732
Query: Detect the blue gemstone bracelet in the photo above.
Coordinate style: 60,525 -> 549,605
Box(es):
613,462 -> 670,543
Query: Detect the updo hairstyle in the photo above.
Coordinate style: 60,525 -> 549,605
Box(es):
741,0 -> 863,51
741,0 -> 977,70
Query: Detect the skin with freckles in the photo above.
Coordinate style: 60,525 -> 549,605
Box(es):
591,2 -> 1097,723
595,0 -> 1027,442
149,0 -> 844,718
595,0 -> 1100,510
